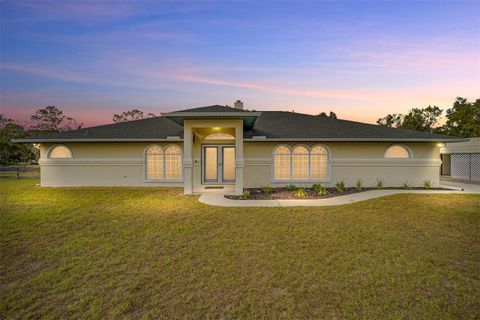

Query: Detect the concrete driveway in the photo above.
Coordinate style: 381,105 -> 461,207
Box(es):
440,180 -> 480,193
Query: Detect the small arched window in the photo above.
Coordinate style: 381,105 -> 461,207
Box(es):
204,133 -> 235,140
164,145 -> 182,179
310,145 -> 328,179
146,145 -> 164,179
292,146 -> 309,180
385,145 -> 410,158
273,146 -> 291,180
49,145 -> 73,159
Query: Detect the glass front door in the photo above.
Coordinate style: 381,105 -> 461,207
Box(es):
203,145 -> 235,183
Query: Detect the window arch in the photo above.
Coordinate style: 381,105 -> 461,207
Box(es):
164,145 -> 182,179
48,145 -> 73,159
146,145 -> 164,179
272,144 -> 329,181
292,146 -> 309,180
310,145 -> 328,179
204,133 -> 235,140
384,145 -> 410,158
145,144 -> 183,180
273,145 -> 291,180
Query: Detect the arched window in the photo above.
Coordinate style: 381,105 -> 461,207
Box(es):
292,146 -> 309,180
164,145 -> 182,179
204,133 -> 235,140
310,145 -> 328,179
146,145 -> 164,179
145,145 -> 183,180
273,146 -> 291,180
273,145 -> 330,182
49,145 -> 73,159
384,145 -> 410,158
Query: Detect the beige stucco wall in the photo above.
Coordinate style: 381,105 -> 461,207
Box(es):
39,140 -> 441,188
39,142 -> 184,187
243,142 -> 441,188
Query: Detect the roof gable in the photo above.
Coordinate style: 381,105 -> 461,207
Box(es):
174,105 -> 252,113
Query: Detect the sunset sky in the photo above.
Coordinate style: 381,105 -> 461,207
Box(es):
1,0 -> 479,127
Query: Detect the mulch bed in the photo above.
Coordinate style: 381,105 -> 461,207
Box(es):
225,186 -> 446,200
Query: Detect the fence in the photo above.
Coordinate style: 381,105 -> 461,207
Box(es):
0,165 -> 40,179
450,154 -> 480,182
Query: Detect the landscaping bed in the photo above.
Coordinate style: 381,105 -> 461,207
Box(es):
226,185 -> 446,200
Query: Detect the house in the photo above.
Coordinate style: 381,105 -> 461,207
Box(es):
15,101 -> 465,195
440,137 -> 480,182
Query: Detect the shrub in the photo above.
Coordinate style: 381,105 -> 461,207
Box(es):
295,187 -> 307,198
286,184 -> 297,191
314,184 -> 329,196
312,183 -> 321,191
356,179 -> 363,191
335,181 -> 346,192
376,178 -> 384,189
423,180 -> 431,189
242,190 -> 250,199
259,186 -> 273,194
402,181 -> 411,189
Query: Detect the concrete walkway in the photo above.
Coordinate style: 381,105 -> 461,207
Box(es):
199,185 -> 479,207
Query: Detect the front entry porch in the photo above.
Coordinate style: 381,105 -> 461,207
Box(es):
182,119 -> 244,195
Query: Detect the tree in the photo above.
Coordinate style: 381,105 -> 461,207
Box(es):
30,106 -> 82,131
318,111 -> 337,119
440,97 -> 480,138
377,106 -> 442,132
0,114 -> 37,164
112,109 -> 156,123
377,113 -> 403,128
401,106 -> 442,132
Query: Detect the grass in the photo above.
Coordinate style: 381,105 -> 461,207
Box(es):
1,179 -> 479,319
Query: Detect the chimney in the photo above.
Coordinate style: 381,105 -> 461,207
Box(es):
234,100 -> 244,110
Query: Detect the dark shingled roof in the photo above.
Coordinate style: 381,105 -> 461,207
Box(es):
15,105 -> 462,142
243,111 -> 458,140
25,116 -> 183,140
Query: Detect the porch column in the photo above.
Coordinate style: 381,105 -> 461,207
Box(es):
183,125 -> 193,195
235,124 -> 244,195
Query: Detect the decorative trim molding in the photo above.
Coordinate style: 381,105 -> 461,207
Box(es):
331,158 -> 441,167
39,158 -> 143,166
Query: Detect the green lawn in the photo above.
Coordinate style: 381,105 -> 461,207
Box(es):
1,179 -> 479,319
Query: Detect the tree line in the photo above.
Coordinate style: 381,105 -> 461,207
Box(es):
1,97 -> 478,165
376,97 -> 479,138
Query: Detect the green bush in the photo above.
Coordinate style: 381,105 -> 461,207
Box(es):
242,190 -> 250,199
259,186 -> 273,194
356,179 -> 363,191
285,184 -> 297,191
335,181 -> 346,192
423,180 -> 431,189
295,187 -> 307,198
403,181 -> 411,189
314,184 -> 329,196
376,178 -> 384,189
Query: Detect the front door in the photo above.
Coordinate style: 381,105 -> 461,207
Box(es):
203,145 -> 235,184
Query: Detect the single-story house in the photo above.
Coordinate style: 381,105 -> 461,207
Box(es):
14,101 -> 466,195
440,137 -> 480,182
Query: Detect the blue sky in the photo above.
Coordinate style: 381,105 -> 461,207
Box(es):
1,0 -> 479,126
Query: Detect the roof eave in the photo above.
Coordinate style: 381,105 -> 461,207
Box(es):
163,111 -> 261,129
11,138 -> 184,143
243,138 -> 469,142
13,137 -> 468,143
